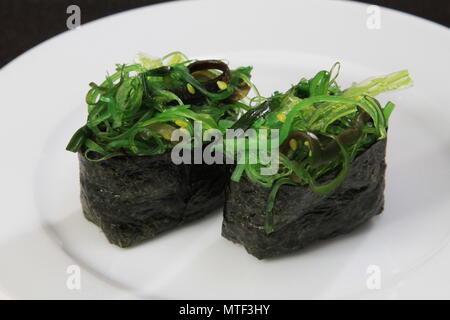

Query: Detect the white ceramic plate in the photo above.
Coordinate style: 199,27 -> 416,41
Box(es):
1,0 -> 449,299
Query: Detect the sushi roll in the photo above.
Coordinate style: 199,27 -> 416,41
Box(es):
66,52 -> 254,247
77,149 -> 227,247
223,64 -> 413,259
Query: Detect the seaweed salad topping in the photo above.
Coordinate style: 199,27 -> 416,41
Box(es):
67,54 -> 414,236
66,52 -> 255,160
230,63 -> 413,233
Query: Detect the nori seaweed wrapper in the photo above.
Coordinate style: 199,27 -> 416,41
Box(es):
222,139 -> 387,259
79,151 -> 226,247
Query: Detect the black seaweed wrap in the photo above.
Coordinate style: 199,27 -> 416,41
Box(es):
79,152 -> 226,247
222,139 -> 387,259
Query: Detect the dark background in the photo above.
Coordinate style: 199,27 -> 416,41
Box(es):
0,0 -> 449,69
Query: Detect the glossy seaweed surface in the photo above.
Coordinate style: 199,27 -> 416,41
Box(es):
222,139 -> 386,259
79,152 -> 226,247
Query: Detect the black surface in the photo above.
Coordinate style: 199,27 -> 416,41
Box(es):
0,300 -> 436,317
0,0 -> 448,69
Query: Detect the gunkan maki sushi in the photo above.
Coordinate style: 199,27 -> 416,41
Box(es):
223,64 -> 413,259
66,52 -> 254,247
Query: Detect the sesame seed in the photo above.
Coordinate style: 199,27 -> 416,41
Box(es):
289,139 -> 298,151
163,132 -> 172,141
217,81 -> 228,90
186,83 -> 196,94
276,113 -> 286,123
175,120 -> 188,128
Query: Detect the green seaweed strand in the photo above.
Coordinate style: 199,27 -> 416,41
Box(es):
66,54 -> 255,158
265,178 -> 295,234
